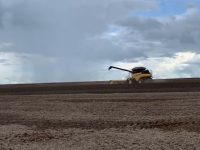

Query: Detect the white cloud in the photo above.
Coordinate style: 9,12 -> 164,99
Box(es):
109,51 -> 200,80
0,52 -> 22,84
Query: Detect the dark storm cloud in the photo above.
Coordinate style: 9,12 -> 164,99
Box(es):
1,0 -> 200,83
115,7 -> 200,57
0,0 -> 123,56
0,0 -> 157,56
118,17 -> 163,31
0,0 -> 157,83
0,2 -> 6,28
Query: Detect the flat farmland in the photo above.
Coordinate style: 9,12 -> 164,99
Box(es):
0,79 -> 200,149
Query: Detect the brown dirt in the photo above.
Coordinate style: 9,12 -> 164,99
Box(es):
0,80 -> 200,149
1,78 -> 200,95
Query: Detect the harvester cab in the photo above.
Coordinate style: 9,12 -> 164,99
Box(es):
108,66 -> 152,84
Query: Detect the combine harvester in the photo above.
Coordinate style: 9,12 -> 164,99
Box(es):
108,66 -> 152,84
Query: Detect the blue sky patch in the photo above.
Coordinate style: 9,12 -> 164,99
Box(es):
134,0 -> 200,18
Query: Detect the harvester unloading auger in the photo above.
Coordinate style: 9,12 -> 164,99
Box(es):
108,66 -> 152,84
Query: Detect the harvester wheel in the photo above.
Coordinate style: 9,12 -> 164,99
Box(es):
138,78 -> 152,84
138,78 -> 145,84
127,78 -> 136,84
128,80 -> 132,84
138,80 -> 142,84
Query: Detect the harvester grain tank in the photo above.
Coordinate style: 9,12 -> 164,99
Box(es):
108,66 -> 152,84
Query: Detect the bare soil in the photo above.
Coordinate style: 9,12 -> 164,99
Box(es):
1,78 -> 200,95
0,89 -> 200,150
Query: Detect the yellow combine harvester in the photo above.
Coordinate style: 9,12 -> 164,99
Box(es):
108,66 -> 152,84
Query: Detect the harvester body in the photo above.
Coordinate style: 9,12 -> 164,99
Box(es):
108,66 -> 152,83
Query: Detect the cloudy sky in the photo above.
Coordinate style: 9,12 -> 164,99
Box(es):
0,0 -> 200,84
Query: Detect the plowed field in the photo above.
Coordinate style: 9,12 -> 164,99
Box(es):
0,79 -> 200,149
